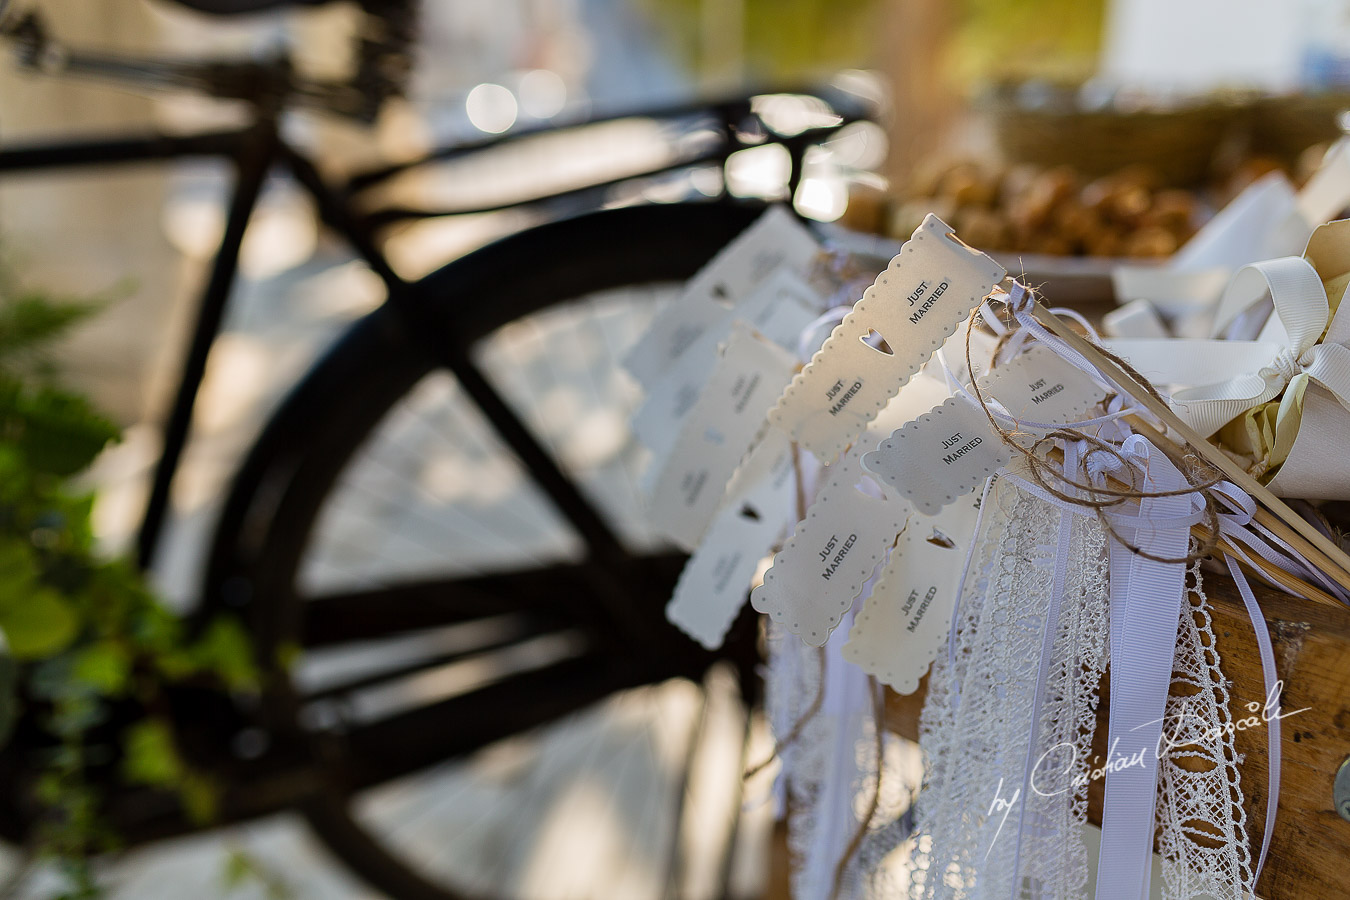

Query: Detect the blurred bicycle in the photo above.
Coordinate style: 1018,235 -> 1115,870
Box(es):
0,1 -> 878,896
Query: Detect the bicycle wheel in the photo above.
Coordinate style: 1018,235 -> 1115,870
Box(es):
199,201 -> 783,899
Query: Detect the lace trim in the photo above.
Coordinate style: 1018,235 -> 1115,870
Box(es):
1154,565 -> 1255,900
782,477 -> 1255,900
905,478 -> 1112,899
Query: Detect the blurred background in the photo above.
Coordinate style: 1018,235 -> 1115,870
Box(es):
10,0 -> 1350,432
2,0 -> 1350,897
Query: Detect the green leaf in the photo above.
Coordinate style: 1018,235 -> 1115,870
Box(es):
0,294 -> 99,362
178,771 -> 218,825
70,641 -> 131,696
0,541 -> 78,658
0,588 -> 78,660
120,719 -> 183,787
223,849 -> 252,889
7,386 -> 119,477
190,617 -> 259,693
0,540 -> 31,592
220,848 -> 294,899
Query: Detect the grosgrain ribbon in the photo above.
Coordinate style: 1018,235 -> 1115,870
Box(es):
1094,439 -> 1192,900
1108,255 -> 1350,438
1001,443 -> 1286,893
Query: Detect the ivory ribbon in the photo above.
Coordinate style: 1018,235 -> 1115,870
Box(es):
1107,220 -> 1350,497
1107,254 -> 1350,438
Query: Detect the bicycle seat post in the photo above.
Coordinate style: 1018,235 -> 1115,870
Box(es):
137,111 -> 283,570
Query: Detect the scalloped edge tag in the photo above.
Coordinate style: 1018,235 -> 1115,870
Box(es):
623,205 -> 818,389
665,431 -> 796,649
749,436 -> 908,647
983,345 -> 1107,426
841,489 -> 982,692
862,395 -> 1009,516
648,324 -> 797,549
768,214 -> 1005,462
631,268 -> 821,457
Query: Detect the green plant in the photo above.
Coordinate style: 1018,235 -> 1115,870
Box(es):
950,0 -> 1105,86
636,0 -> 882,81
0,269 -> 260,897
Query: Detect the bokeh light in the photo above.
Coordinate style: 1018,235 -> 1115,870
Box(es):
466,83 -> 519,134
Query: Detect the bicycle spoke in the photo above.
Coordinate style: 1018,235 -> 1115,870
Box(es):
441,346 -> 629,563
299,561 -> 623,647
301,611 -> 575,701
323,652 -> 696,791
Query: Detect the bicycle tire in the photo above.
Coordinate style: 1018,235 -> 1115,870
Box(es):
199,200 -> 780,899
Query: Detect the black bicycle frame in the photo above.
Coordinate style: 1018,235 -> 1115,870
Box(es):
1,123 -> 280,568
0,99 -> 803,577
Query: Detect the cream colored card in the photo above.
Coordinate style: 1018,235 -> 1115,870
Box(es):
648,325 -> 797,550
749,436 -> 908,647
732,268 -> 823,351
623,205 -> 818,388
622,293 -> 724,392
982,346 -> 1108,425
862,395 -> 1009,516
665,432 -> 796,650
631,268 -> 820,455
769,214 -> 1005,462
841,489 -> 982,692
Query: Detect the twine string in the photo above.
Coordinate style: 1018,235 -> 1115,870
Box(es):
963,286 -> 1226,566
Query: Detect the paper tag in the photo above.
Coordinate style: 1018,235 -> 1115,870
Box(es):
749,439 -> 908,647
862,395 -> 1010,515
648,325 -> 797,549
841,489 -> 982,692
732,268 -> 823,351
684,205 -> 821,304
623,205 -> 818,388
769,214 -> 1005,462
631,268 -> 820,455
665,432 -> 796,649
623,297 -> 725,392
982,346 -> 1107,426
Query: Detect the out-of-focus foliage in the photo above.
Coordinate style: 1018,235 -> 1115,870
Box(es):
636,0 -> 882,80
0,265 -> 259,897
950,0 -> 1105,86
636,0 -> 1101,87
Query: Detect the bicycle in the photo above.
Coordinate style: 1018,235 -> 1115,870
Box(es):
0,1 -> 877,896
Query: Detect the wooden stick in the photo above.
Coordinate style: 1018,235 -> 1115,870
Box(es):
1128,417 -> 1350,596
1206,531 -> 1342,608
1030,298 -> 1350,593
1043,445 -> 1342,607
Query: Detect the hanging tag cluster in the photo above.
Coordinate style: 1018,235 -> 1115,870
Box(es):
618,204 -> 1334,900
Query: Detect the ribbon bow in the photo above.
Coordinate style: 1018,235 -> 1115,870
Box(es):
1110,252 -> 1350,438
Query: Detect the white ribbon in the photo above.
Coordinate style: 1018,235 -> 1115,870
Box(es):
1001,439 -> 1288,896
1094,438 -> 1193,900
1008,441 -> 1079,899
1108,254 -> 1350,438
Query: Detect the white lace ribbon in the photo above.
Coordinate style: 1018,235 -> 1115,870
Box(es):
1002,442 -> 1289,897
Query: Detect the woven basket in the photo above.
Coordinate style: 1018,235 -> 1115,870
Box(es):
983,95 -> 1243,186
1251,92 -> 1350,163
